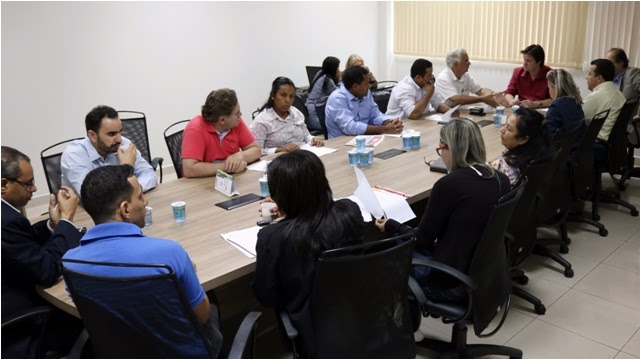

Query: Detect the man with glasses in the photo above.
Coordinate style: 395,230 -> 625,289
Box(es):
182,88 -> 261,177
436,48 -> 505,108
1,146 -> 84,357
61,105 -> 158,198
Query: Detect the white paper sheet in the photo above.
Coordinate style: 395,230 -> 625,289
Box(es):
345,135 -> 385,147
247,160 -> 269,172
221,226 -> 262,258
299,144 -> 338,157
439,105 -> 461,123
372,189 -> 416,224
344,195 -> 373,222
353,167 -> 386,219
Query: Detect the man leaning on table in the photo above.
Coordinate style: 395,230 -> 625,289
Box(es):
504,44 -> 553,109
386,58 -> 449,120
435,48 -> 505,108
62,165 -> 224,358
325,65 -> 404,139
2,146 -> 83,358
61,105 -> 158,198
181,88 -> 261,177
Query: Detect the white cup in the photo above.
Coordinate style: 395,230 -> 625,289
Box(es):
261,202 -> 277,223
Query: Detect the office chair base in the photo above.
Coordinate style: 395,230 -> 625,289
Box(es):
566,212 -> 608,237
532,244 -> 574,278
417,323 -> 523,358
600,195 -> 639,217
512,286 -> 546,315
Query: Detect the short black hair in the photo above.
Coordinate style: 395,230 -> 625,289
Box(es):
81,165 -> 134,224
608,48 -> 629,68
521,44 -> 545,67
85,105 -> 118,133
591,58 -> 616,82
410,59 -> 432,78
1,146 -> 30,180
342,66 -> 369,90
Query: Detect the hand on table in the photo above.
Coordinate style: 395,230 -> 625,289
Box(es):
311,137 -> 324,147
224,152 -> 247,173
275,143 -> 300,153
382,119 -> 403,134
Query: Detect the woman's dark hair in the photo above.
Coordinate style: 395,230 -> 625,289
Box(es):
309,56 -> 340,95
267,150 -> 362,258
259,76 -> 295,112
503,108 -> 551,170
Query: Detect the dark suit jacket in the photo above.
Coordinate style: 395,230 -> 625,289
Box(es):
1,201 -> 82,320
619,66 -> 640,117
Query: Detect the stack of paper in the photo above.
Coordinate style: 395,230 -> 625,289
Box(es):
352,167 -> 416,223
221,226 -> 261,258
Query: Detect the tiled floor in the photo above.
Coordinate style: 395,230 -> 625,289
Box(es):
415,176 -> 640,359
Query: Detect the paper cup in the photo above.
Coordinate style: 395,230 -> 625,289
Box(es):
261,202 -> 277,222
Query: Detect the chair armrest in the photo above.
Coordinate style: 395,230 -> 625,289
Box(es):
278,311 -> 299,339
65,329 -> 90,359
408,276 -> 427,306
150,157 -> 164,171
412,257 -> 476,291
227,311 -> 262,359
1,306 -> 50,327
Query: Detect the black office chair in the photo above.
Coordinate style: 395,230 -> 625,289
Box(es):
292,94 -> 322,136
61,259 -> 261,359
592,102 -> 639,218
533,128 -> 580,278
118,111 -> 164,183
314,95 -> 330,140
566,109 -> 610,236
508,154 -> 558,315
371,81 -> 398,114
305,66 -> 322,87
279,234 -> 417,359
163,120 -> 190,179
40,138 -> 83,194
413,180 -> 525,358
620,116 -> 640,187
2,306 -> 52,359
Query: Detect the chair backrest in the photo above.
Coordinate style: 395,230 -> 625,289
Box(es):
571,109 -> 609,197
606,102 -> 636,172
628,117 -> 640,148
371,81 -> 398,114
305,66 -> 322,87
508,153 -> 558,267
310,234 -> 416,359
118,111 -> 153,164
40,138 -> 83,194
468,179 -> 525,335
61,259 -> 215,359
2,306 -> 51,359
314,95 -> 330,140
163,120 -> 190,179
293,94 -> 309,123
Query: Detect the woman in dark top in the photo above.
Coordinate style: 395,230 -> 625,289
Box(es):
545,69 -> 586,146
491,108 -> 553,186
306,56 -> 341,131
376,118 -> 510,302
252,150 -> 364,357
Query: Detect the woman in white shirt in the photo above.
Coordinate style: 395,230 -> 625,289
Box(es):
251,77 -> 324,156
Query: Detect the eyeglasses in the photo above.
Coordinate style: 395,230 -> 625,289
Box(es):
436,144 -> 448,157
8,178 -> 36,190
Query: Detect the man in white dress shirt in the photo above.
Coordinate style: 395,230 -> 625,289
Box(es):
435,48 -> 503,108
386,59 -> 449,120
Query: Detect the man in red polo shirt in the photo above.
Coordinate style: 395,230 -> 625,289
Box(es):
181,88 -> 261,178
504,44 -> 553,109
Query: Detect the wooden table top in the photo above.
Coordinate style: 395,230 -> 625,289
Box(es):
37,111 -> 506,317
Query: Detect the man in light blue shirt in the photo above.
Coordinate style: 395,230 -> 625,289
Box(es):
61,105 -> 157,197
325,66 -> 403,139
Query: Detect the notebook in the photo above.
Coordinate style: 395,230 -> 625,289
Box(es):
428,157 -> 448,174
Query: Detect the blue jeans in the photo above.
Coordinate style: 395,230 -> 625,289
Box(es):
412,250 -> 467,303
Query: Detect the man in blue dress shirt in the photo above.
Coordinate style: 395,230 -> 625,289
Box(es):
325,66 -> 403,139
61,105 -> 157,198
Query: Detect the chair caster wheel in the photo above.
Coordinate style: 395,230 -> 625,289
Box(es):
599,228 -> 608,236
534,304 -> 546,315
565,237 -> 571,244
593,214 -> 601,221
518,276 -> 529,285
631,209 -> 639,217
560,245 -> 569,254
564,268 -> 574,278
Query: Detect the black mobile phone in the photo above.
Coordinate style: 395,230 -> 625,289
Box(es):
256,220 -> 270,227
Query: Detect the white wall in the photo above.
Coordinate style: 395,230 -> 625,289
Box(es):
1,1 -> 380,199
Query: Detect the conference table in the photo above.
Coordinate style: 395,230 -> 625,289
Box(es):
36,110 -> 507,318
